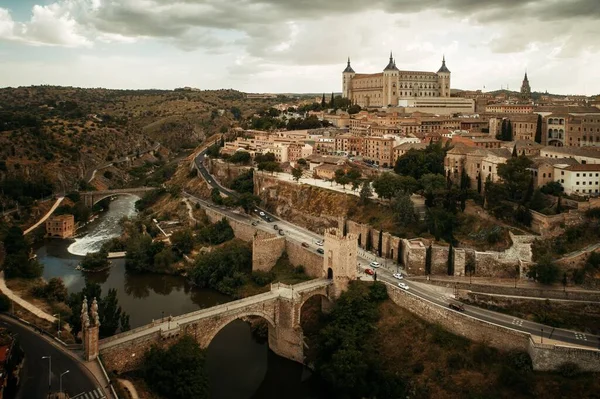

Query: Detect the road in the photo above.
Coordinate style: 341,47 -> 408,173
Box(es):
23,196 -> 65,235
0,316 -> 105,399
192,148 -> 600,351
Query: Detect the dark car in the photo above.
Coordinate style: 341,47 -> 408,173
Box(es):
251,221 -> 258,226
448,301 -> 465,312
273,224 -> 279,230
301,242 -> 309,248
316,248 -> 324,254
278,229 -> 285,236
266,217 -> 273,222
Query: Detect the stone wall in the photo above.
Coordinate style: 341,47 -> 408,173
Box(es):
252,231 -> 285,272
346,220 -> 369,249
530,209 -> 584,237
422,278 -> 600,302
528,342 -> 600,372
454,248 -> 466,276
203,207 -> 257,242
208,159 -> 251,188
431,245 -> 450,275
385,282 -> 600,371
285,241 -> 324,278
402,239 -> 427,275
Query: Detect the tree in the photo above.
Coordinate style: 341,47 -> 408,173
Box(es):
512,145 -> 518,158
524,176 -> 534,204
297,158 -> 308,168
254,153 -> 276,164
345,168 -> 361,188
45,278 -> 68,302
562,272 -> 568,292
377,230 -> 383,256
359,181 -> 372,204
394,142 -> 447,179
321,93 -> 326,108
257,161 -> 281,174
535,114 -> 543,144
197,218 -> 235,245
191,241 -> 251,295
372,172 -> 418,200
171,228 -> 194,255
230,169 -> 254,194
80,250 -> 110,271
365,229 -> 372,251
391,191 -> 417,226
3,252 -> 43,279
291,167 -> 303,182
230,106 -> 242,120
236,193 -> 260,214
330,92 -> 335,107
334,169 -> 351,189
3,226 -> 28,255
143,335 -> 209,399
228,151 -> 251,165
425,244 -> 432,275
527,256 -> 560,285
529,189 -> 547,212
447,243 -> 454,275
556,194 -> 563,214
211,187 -> 223,205
426,205 -> 457,242
477,173 -> 482,194
497,155 -> 534,201
206,143 -> 220,158
460,168 -> 470,191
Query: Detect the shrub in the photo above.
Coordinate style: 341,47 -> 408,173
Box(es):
557,362 -> 581,377
251,271 -> 274,286
368,282 -> 388,302
0,293 -> 10,311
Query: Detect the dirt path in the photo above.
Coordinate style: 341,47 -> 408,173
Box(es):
23,196 -> 65,235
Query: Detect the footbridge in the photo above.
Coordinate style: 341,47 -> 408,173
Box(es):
80,187 -> 157,207
98,278 -> 333,374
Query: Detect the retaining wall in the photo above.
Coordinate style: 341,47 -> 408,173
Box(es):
252,231 -> 285,272
285,241 -> 323,278
204,207 -> 256,242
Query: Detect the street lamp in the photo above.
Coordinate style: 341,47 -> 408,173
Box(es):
60,370 -> 70,393
42,356 -> 51,390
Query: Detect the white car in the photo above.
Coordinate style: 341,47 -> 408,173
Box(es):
393,273 -> 403,280
398,282 -> 409,290
369,261 -> 380,268
315,240 -> 324,246
259,211 -> 265,216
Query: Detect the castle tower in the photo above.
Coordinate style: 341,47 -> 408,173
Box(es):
323,228 -> 357,298
520,72 -> 531,100
342,57 -> 356,99
437,55 -> 451,98
383,52 -> 399,107
81,296 -> 100,361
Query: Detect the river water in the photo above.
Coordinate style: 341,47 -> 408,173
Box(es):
36,195 -> 320,398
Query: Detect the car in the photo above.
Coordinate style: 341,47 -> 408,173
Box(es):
398,282 -> 409,290
251,221 -> 258,226
259,211 -> 265,216
278,229 -> 285,236
301,242 -> 309,248
369,261 -> 380,268
315,240 -> 324,246
266,217 -> 273,222
448,301 -> 465,312
316,248 -> 324,254
393,273 -> 403,280
365,268 -> 374,275
273,224 -> 279,230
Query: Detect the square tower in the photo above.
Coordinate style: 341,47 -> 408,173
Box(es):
323,228 -> 358,297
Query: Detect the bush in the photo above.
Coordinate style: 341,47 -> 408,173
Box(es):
505,350 -> 532,373
557,362 -> 581,377
0,293 -> 10,311
368,282 -> 388,302
197,218 -> 234,245
251,271 -> 274,286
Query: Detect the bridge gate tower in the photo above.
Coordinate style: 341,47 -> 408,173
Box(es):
81,296 -> 100,361
323,228 -> 358,298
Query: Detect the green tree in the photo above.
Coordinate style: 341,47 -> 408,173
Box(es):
460,168 -> 470,191
228,151 -> 251,165
191,241 -> 251,295
556,194 -> 563,214
197,218 -> 235,245
236,192 -> 261,213
206,143 -> 220,158
359,181 -> 372,204
330,92 -> 335,107
230,106 -> 242,120
45,278 -> 68,302
334,169 -> 351,189
80,250 -> 110,271
3,226 -> 28,255
143,335 -> 209,399
425,244 -> 432,275
211,187 -> 223,205
254,153 -> 276,163
394,141 -> 447,179
291,167 -> 303,182
535,114 -> 543,144
527,256 -> 560,284
529,189 -> 547,212
497,155 -> 534,201
477,172 -> 482,194
171,228 -> 194,255
154,247 -> 176,271
391,191 -> 417,226
3,252 -> 43,279
321,93 -> 326,108
230,169 -> 254,194
257,161 -> 281,174
447,243 -> 454,275
372,172 -> 418,200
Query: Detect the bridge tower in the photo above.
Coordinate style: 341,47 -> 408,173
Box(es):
323,228 -> 357,298
81,296 -> 100,361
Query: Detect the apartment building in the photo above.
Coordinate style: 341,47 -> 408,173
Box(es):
335,134 -> 365,156
554,164 -> 600,196
485,104 -> 534,114
364,137 -> 395,167
540,146 -> 600,164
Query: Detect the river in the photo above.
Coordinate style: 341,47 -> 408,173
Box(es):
36,195 -> 321,398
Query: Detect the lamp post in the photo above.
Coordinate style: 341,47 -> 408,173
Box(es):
59,370 -> 70,393
42,356 -> 51,390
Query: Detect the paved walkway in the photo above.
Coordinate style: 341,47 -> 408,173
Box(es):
0,271 -> 58,324
117,379 -> 139,399
23,196 -> 65,235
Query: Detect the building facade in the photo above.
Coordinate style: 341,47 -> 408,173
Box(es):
342,54 -> 451,108
46,214 -> 75,238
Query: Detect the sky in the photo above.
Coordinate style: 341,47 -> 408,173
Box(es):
0,0 -> 599,94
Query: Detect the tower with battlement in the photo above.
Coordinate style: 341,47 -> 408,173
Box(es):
323,228 -> 357,297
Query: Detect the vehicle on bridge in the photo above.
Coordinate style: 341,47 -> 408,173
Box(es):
370,261 -> 380,268
393,273 -> 403,280
316,248 -> 324,254
398,282 -> 409,290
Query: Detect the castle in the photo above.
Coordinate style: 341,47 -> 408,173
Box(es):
342,53 -> 451,108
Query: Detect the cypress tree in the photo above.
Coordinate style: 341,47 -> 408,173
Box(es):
556,194 -> 563,214
447,244 -> 454,276
398,241 -> 403,264
321,93 -> 326,108
477,173 -> 482,194
366,229 -> 372,251
524,176 -> 534,204
378,230 -> 383,257
330,92 -> 335,107
506,119 -> 513,141
535,114 -> 543,144
512,144 -> 518,157
425,244 -> 432,275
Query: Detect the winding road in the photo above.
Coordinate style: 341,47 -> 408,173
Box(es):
191,148 -> 600,351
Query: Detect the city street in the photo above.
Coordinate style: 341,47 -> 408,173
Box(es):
0,316 -> 105,399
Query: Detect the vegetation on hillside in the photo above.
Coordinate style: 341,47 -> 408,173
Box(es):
1,226 -> 43,279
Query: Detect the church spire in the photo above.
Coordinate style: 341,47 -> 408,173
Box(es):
437,55 -> 450,73
343,57 -> 355,73
384,51 -> 398,71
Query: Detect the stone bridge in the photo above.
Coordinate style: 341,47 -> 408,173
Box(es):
80,187 -> 157,207
98,279 -> 333,374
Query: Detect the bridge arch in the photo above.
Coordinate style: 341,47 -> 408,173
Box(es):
195,310 -> 276,349
89,193 -> 141,207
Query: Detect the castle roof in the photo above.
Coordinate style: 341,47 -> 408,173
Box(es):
437,56 -> 450,73
384,52 -> 399,71
343,57 -> 355,73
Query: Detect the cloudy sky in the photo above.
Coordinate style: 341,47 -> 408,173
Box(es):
1,0 -> 599,94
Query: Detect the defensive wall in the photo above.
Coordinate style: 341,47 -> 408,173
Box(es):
208,159 -> 252,188
417,278 -> 600,302
252,231 -> 285,272
530,209 -> 584,237
384,283 -> 600,372
203,207 -> 257,242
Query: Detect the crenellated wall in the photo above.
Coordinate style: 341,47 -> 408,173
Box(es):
252,231 -> 286,272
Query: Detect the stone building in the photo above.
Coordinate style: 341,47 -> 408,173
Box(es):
520,72 -> 532,100
46,214 -> 75,239
342,54 -> 451,108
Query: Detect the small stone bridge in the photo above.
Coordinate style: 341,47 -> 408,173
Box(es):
98,278 -> 333,374
80,187 -> 157,207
